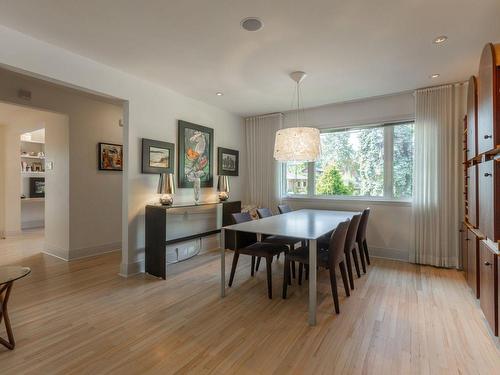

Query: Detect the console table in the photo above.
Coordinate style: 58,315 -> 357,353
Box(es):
145,200 -> 241,279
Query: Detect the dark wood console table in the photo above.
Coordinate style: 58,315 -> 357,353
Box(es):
145,200 -> 241,279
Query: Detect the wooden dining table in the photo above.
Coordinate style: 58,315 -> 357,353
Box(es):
220,209 -> 360,325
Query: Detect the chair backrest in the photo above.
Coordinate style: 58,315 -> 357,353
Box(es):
256,208 -> 273,218
277,204 -> 292,214
356,208 -> 370,242
344,214 -> 361,253
231,212 -> 257,248
328,219 -> 350,268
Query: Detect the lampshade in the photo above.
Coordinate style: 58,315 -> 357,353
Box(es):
217,175 -> 230,192
273,127 -> 321,162
157,173 -> 175,194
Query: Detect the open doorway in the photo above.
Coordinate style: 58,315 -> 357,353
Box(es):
0,67 -> 125,264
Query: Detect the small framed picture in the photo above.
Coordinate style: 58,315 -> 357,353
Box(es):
217,147 -> 239,176
142,139 -> 175,174
98,142 -> 123,171
29,177 -> 45,198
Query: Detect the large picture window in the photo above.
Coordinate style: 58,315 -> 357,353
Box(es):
283,122 -> 414,200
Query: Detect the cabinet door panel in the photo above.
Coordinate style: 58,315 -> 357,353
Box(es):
466,230 -> 479,298
479,241 -> 498,335
467,76 -> 478,160
467,166 -> 478,227
477,44 -> 496,154
479,161 -> 494,240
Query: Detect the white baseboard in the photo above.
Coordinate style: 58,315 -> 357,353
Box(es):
21,220 -> 44,230
369,246 -> 409,262
119,257 -> 144,277
69,242 -> 121,260
44,243 -> 70,260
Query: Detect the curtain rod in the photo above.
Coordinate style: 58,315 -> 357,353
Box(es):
244,112 -> 284,120
415,80 -> 467,93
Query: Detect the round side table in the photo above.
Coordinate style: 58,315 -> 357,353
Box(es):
0,266 -> 31,350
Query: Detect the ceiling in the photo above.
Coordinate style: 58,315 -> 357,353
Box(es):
0,0 -> 499,116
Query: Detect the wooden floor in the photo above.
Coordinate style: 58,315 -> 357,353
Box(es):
1,231 -> 499,374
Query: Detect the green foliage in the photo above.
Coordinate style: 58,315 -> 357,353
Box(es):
316,164 -> 354,195
393,124 -> 414,198
357,128 -> 384,196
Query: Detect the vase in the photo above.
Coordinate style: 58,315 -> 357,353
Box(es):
193,177 -> 201,204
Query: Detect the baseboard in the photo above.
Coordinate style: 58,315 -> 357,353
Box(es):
369,246 -> 409,262
119,257 -> 144,278
69,242 -> 121,260
43,243 -> 70,261
21,220 -> 44,230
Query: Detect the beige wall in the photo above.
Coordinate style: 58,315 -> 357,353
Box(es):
0,70 -> 122,259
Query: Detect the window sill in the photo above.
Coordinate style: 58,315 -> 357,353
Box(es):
282,195 -> 412,207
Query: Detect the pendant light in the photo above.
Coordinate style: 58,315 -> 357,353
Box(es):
273,71 -> 320,162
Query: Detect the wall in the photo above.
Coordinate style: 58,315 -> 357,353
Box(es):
0,104 -> 70,255
0,25 -> 246,274
0,125 -> 4,237
282,92 -> 415,261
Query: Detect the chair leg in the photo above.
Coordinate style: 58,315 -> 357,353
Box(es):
357,241 -> 367,274
363,240 -> 371,265
351,247 -> 361,278
344,252 -> 355,290
266,256 -> 273,299
228,252 -> 240,287
328,268 -> 340,314
291,260 -> 296,279
339,261 -> 350,297
305,264 -> 309,280
251,256 -> 255,277
298,263 -> 303,285
282,258 -> 290,299
255,257 -> 261,272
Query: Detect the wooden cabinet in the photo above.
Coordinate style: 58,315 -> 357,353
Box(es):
479,240 -> 498,336
479,160 -> 500,242
477,43 -> 500,154
467,229 -> 480,298
467,76 -> 478,160
460,223 -> 467,273
467,166 -> 478,227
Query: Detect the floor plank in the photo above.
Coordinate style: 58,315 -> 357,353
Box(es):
0,231 -> 499,374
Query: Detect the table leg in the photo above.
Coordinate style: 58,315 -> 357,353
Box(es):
0,282 -> 15,350
220,228 -> 226,297
308,239 -> 317,326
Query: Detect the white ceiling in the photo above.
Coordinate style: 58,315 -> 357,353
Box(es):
0,0 -> 499,116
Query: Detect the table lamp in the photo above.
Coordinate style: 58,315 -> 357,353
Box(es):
217,175 -> 230,201
158,173 -> 175,205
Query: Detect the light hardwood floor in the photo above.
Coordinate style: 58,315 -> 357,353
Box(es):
0,231 -> 499,374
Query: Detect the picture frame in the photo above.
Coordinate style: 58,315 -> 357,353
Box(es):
98,142 -> 123,171
178,120 -> 214,188
217,147 -> 239,176
141,138 -> 174,174
29,177 -> 45,198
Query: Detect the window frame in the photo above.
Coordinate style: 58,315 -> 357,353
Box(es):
282,120 -> 414,203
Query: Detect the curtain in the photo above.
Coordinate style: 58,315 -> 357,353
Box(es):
245,113 -> 283,210
411,83 -> 466,267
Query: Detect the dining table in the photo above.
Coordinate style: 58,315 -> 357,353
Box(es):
220,208 -> 360,326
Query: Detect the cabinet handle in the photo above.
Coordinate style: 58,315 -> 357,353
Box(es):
484,173 -> 492,177
484,135 -> 493,139
484,261 -> 491,266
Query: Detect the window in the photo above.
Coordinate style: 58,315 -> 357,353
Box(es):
283,121 -> 414,200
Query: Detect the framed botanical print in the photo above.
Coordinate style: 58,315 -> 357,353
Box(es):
141,138 -> 174,174
98,142 -> 123,171
217,147 -> 239,176
178,120 -> 214,188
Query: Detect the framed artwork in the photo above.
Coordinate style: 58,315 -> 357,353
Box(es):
218,147 -> 239,176
98,142 -> 123,171
141,138 -> 174,174
29,177 -> 45,198
177,120 -> 214,188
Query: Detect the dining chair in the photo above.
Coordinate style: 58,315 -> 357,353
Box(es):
229,212 -> 288,299
356,208 -> 371,273
282,219 -> 351,314
256,207 -> 304,280
277,204 -> 292,214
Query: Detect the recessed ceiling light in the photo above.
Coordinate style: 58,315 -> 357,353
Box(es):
430,74 -> 440,79
216,92 -> 223,96
241,17 -> 263,32
433,36 -> 448,44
